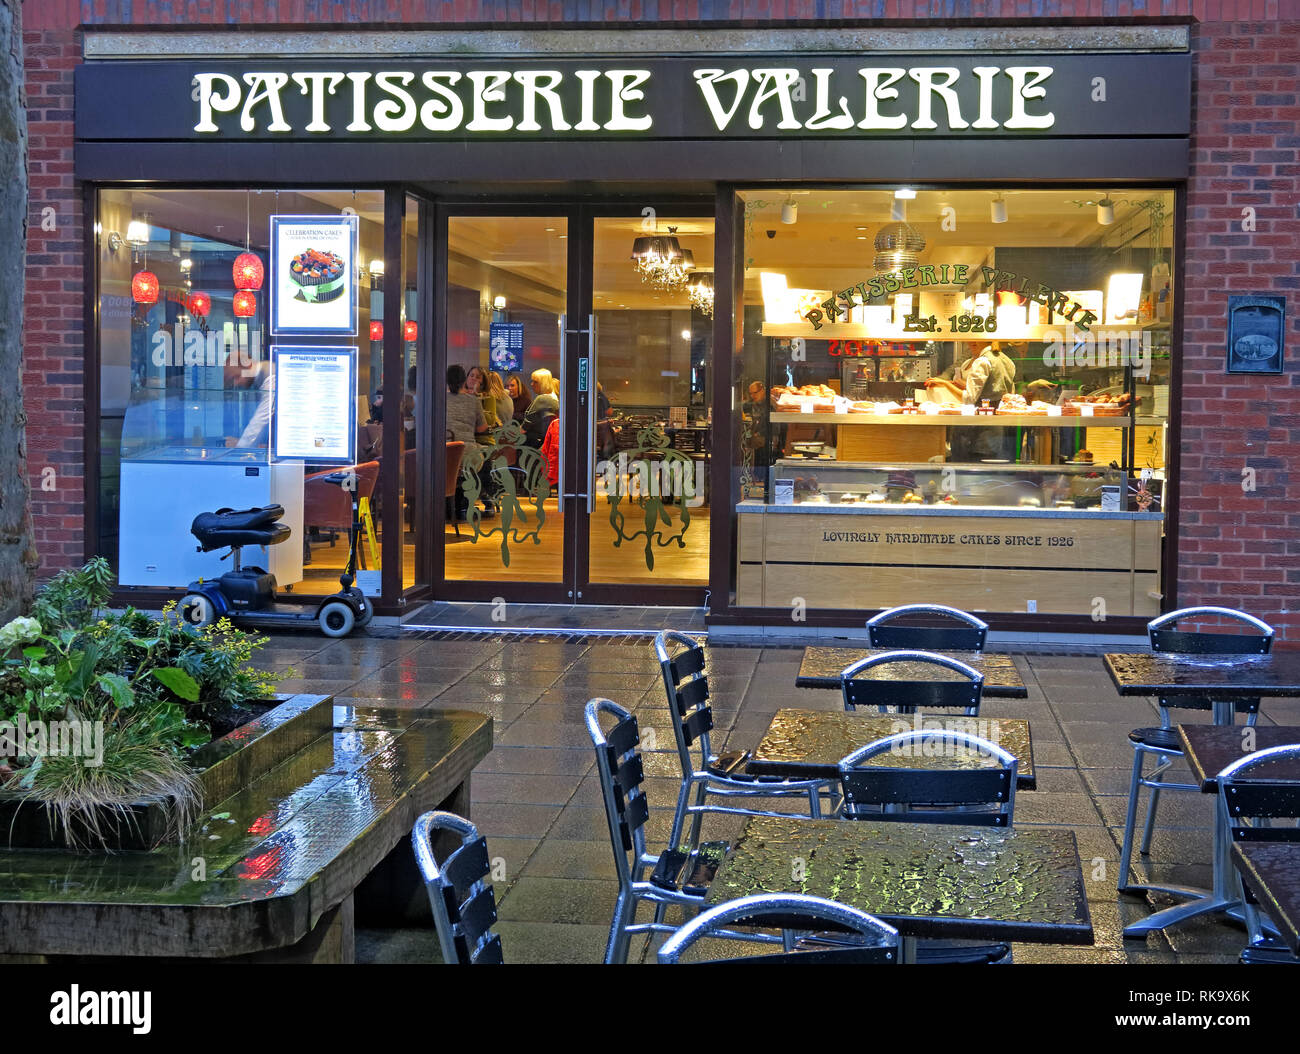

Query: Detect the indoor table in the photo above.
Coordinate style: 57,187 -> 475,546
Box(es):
705,815 -> 1093,963
797,646 -> 1027,697
747,708 -> 1036,789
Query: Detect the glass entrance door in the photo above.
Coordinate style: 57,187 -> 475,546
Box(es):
437,205 -> 712,605
441,212 -> 570,592
578,213 -> 713,601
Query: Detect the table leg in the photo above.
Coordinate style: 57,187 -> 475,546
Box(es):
1124,788 -> 1280,940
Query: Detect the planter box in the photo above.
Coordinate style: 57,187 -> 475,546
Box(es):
0,694 -> 333,851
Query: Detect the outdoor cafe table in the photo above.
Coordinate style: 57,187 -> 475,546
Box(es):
1104,650 -> 1300,938
705,815 -> 1093,962
746,709 -> 1036,789
1141,724 -> 1300,942
1231,843 -> 1300,956
796,647 -> 1027,696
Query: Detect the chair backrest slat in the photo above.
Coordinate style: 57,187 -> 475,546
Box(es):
682,707 -> 714,746
457,886 -> 499,950
441,836 -> 491,900
675,675 -> 710,716
669,646 -> 707,683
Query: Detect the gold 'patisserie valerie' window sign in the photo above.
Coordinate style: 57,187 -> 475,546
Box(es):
805,264 -> 1100,332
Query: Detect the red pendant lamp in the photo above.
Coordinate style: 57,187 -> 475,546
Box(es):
233,252 -> 264,292
131,270 -> 160,305
369,320 -> 384,341
187,291 -> 211,317
233,290 -> 257,318
404,319 -> 418,342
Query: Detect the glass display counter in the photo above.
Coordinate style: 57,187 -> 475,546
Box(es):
118,389 -> 305,588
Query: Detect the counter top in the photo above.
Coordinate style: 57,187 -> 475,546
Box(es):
771,411 -> 1132,428
736,499 -> 1163,521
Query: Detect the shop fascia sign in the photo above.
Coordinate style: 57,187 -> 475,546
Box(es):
806,263 -> 1100,331
192,64 -> 1057,136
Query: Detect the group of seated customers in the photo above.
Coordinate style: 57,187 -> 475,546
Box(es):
446,365 -> 560,522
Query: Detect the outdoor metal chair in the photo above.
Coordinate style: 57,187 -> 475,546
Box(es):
586,698 -> 783,964
411,810 -> 503,965
656,892 -> 900,964
841,650 -> 985,716
837,728 -> 1019,964
837,728 -> 1018,827
867,603 -> 989,652
1218,744 -> 1300,965
1117,606 -> 1274,894
654,630 -> 835,855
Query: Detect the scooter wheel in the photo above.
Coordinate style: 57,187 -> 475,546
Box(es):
180,593 -> 216,630
318,600 -> 356,638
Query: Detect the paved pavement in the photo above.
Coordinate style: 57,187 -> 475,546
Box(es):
248,630 -> 1300,964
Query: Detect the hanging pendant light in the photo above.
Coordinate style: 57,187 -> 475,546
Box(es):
369,320 -> 384,341
688,271 -> 715,318
187,291 -> 211,317
233,290 -> 257,318
233,252 -> 264,291
630,226 -> 693,291
873,220 -> 926,273
404,319 -> 418,342
131,270 -> 159,305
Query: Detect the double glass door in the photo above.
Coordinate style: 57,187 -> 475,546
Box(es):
439,205 -> 713,604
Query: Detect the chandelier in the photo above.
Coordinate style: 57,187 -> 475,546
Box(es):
873,221 -> 926,273
688,271 -> 714,318
631,226 -> 695,290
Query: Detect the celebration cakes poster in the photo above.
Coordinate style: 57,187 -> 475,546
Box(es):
270,214 -> 359,335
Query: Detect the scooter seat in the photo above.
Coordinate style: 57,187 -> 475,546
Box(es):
191,506 -> 292,552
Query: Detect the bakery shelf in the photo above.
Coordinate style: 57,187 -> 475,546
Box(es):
770,412 -> 1133,428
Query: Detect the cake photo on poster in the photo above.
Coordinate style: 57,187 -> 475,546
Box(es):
270,214 -> 359,335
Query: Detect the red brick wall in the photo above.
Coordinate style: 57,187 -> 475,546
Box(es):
1181,18 -> 1300,641
23,28 -> 83,576
21,3 -> 1300,640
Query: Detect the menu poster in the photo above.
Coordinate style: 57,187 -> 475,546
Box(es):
271,345 -> 357,464
270,214 -> 359,335
489,322 -> 524,372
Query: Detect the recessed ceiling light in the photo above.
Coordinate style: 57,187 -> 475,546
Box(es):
544,227 -> 556,232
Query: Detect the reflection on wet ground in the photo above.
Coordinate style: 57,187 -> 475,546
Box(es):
244,631 -> 1300,964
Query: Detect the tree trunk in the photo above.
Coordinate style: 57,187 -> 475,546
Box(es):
0,0 -> 34,623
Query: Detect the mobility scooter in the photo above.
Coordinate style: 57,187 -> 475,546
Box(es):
179,488 -> 371,637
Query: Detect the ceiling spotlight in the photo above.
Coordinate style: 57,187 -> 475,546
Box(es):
781,200 -> 797,224
1097,198 -> 1115,225
990,195 -> 1008,224
894,188 -> 917,200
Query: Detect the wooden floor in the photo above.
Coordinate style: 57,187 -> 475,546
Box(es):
445,499 -> 710,585
296,499 -> 710,592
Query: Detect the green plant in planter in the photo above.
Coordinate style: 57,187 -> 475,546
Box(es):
0,558 -> 289,850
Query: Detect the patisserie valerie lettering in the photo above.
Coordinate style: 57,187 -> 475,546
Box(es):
192,65 -> 1054,136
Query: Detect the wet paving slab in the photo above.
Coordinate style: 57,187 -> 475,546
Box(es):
184,629 -> 1249,964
